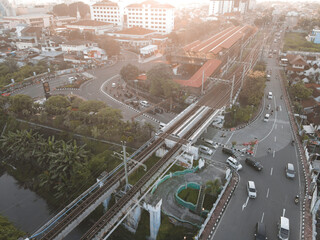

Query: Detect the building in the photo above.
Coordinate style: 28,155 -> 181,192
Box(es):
90,1 -> 123,26
54,16 -> 77,27
286,55 -> 309,75
60,40 -> 98,53
126,1 -> 174,34
307,29 -> 320,44
65,20 -> 114,35
90,0 -> 175,34
208,0 -> 251,16
3,14 -> 53,29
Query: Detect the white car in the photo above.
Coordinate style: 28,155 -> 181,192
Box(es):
199,145 -> 213,155
140,100 -> 150,107
247,181 -> 257,198
226,156 -> 242,171
268,92 -> 273,99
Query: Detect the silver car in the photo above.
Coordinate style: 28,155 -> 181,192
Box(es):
286,163 -> 295,179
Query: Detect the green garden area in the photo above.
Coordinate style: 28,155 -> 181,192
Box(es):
0,215 -> 25,240
284,32 -> 320,52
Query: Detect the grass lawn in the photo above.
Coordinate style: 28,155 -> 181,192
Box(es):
284,32 -> 320,52
178,188 -> 199,205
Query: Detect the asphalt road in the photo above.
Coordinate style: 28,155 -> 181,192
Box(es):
208,34 -> 302,240
13,50 -> 175,127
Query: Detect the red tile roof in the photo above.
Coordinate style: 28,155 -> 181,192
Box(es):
174,59 -> 222,88
67,20 -> 112,27
127,0 -> 174,9
115,27 -> 156,36
137,74 -> 147,81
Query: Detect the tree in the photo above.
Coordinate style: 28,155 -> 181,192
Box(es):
290,81 -> 313,100
78,100 -> 106,113
9,94 -> 33,114
0,215 -> 25,240
147,64 -> 174,97
205,179 -> 221,197
53,3 -> 69,16
98,36 -> 120,56
45,95 -> 71,115
120,64 -> 140,81
69,2 -> 90,18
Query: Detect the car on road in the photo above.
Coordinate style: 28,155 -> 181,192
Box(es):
254,222 -> 267,240
268,91 -> 273,99
285,163 -> 295,179
199,145 -> 213,155
266,74 -> 271,81
226,156 -> 242,171
278,216 -> 289,240
140,100 -> 150,107
247,181 -> 257,198
222,147 -> 234,156
111,82 -> 116,88
245,158 -> 263,171
264,114 -> 270,122
201,137 -> 218,149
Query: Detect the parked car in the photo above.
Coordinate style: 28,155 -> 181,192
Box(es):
247,181 -> 257,198
222,147 -> 234,156
268,91 -> 273,99
245,158 -> 263,171
199,145 -> 213,155
226,156 -> 242,171
254,222 -> 267,240
201,137 -> 218,149
285,163 -> 295,179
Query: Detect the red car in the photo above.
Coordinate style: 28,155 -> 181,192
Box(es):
1,92 -> 11,96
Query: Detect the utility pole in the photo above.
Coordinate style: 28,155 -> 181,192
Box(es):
230,75 -> 235,107
122,141 -> 129,192
240,65 -> 246,89
201,70 -> 204,95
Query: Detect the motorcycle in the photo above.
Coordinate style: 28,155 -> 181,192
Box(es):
294,195 -> 299,204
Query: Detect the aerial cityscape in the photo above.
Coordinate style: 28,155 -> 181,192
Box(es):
0,0 -> 319,240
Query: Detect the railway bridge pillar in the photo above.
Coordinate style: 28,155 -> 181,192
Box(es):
144,199 -> 162,240
123,205 -> 142,233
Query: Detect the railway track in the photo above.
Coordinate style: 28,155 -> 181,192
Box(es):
38,104 -> 202,240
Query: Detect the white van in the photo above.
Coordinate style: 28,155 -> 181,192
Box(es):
201,137 -> 218,149
199,145 -> 213,155
268,92 -> 273,99
159,122 -> 166,129
247,181 -> 257,198
264,114 -> 270,122
226,156 -> 242,171
278,216 -> 289,240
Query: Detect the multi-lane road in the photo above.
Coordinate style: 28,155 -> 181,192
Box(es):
204,31 -> 303,240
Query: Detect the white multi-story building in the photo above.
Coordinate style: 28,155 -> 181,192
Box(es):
126,1 -> 174,34
209,0 -> 252,16
209,0 -> 234,16
91,0 -> 174,34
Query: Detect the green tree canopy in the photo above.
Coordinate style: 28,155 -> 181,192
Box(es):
78,100 -> 106,113
98,36 -> 120,56
9,94 -> 33,114
147,64 -> 178,97
45,95 -> 71,115
120,64 -> 140,81
290,81 -> 313,100
0,215 -> 25,240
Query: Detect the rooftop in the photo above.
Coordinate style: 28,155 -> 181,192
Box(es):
66,20 -> 113,27
127,0 -> 174,9
115,27 -> 156,36
174,59 -> 222,88
93,1 -> 118,7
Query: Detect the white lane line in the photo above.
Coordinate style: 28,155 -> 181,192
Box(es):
259,98 -> 278,143
242,197 -> 249,211
273,150 -> 275,158
225,132 -> 234,145
270,168 -> 273,176
266,188 -> 270,198
261,212 -> 265,223
274,136 -> 277,142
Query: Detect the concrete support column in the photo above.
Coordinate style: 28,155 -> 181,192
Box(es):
144,199 -> 162,240
123,205 -> 142,233
102,195 -> 111,211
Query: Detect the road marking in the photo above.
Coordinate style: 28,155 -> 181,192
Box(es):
273,150 -> 275,158
279,105 -> 282,111
259,98 -> 278,143
283,208 -> 286,217
274,136 -> 277,142
261,212 -> 265,223
266,188 -> 270,198
225,132 -> 234,145
242,197 -> 249,211
270,168 -> 273,176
